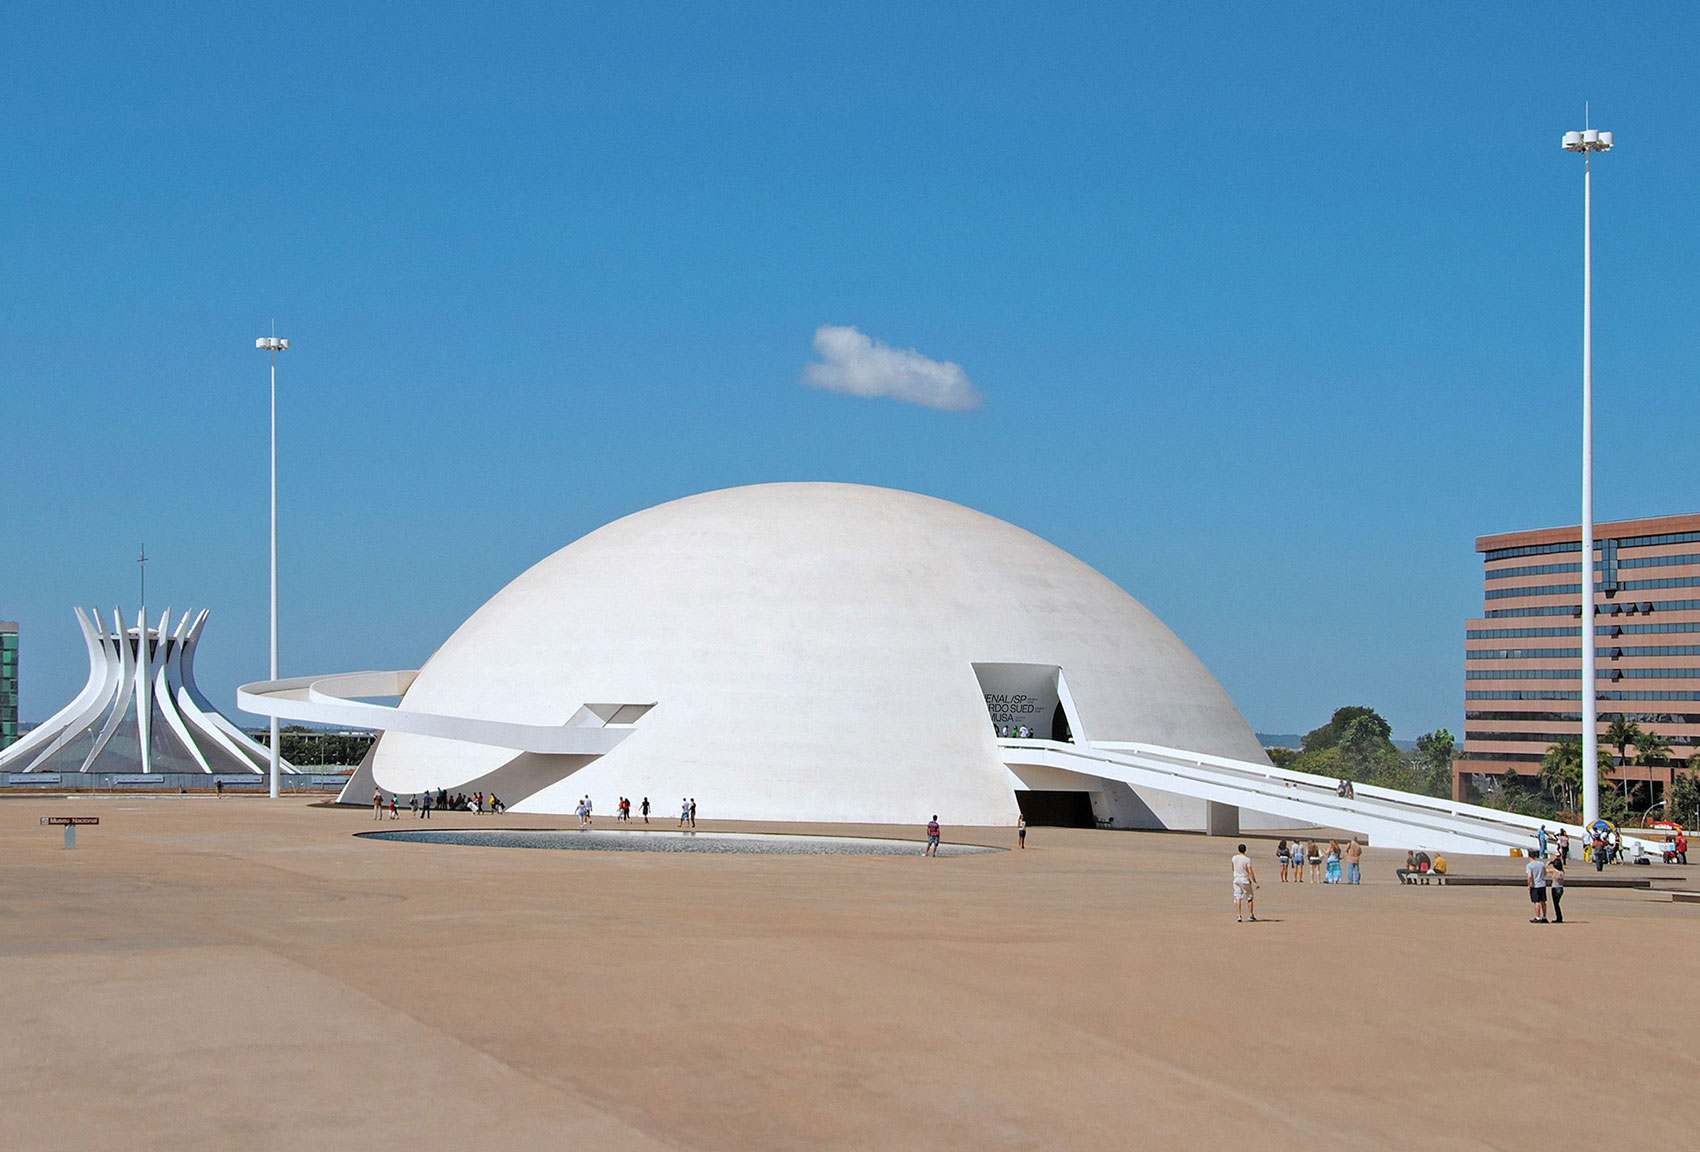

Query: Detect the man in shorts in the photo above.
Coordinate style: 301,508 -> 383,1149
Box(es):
1525,851 -> 1549,923
925,816 -> 941,857
1232,844 -> 1259,921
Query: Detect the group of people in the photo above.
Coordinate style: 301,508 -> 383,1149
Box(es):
1275,837 -> 1362,884
372,788 -> 502,819
995,724 -> 1039,738
1524,849 -> 1567,924
1533,822 -> 1690,870
611,796 -> 652,822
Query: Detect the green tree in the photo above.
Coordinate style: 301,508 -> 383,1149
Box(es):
1600,785 -> 1631,826
1414,729 -> 1455,773
1413,729 -> 1456,794
1339,714 -> 1392,763
1287,707 -> 1450,798
1264,746 -> 1300,769
1669,761 -> 1700,827
1484,765 -> 1557,818
1636,729 -> 1673,767
1302,706 -> 1389,753
1537,738 -> 1613,817
1605,716 -> 1644,765
1539,739 -> 1583,814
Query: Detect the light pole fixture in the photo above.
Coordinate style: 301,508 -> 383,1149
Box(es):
1562,124 -> 1612,826
256,334 -> 289,798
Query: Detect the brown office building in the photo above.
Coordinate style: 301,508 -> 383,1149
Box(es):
1460,512 -> 1700,806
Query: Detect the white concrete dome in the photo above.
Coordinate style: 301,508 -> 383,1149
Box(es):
372,482 -> 1267,825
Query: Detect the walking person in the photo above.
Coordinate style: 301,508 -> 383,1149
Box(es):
1276,839 -> 1290,883
924,815 -> 941,857
1233,843 -> 1260,922
1548,853 -> 1566,924
688,798 -> 697,828
1017,814 -> 1026,849
421,790 -> 432,819
1537,825 -> 1549,860
409,793 -> 418,818
215,778 -> 224,798
641,796 -> 650,824
1526,850 -> 1550,923
680,798 -> 690,827
374,787 -> 383,820
389,794 -> 398,820
1558,828 -> 1571,862
1344,836 -> 1363,885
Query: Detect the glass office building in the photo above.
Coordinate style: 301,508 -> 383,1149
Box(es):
1460,512 -> 1700,807
0,621 -> 16,750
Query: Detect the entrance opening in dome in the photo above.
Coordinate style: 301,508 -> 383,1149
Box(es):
972,662 -> 1083,743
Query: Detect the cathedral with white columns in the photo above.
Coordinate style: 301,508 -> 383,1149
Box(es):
0,607 -> 291,776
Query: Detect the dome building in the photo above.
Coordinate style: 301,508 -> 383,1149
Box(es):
246,483 -> 1592,852
294,483 -> 1268,828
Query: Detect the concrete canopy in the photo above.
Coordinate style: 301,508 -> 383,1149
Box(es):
369,483 -> 1266,825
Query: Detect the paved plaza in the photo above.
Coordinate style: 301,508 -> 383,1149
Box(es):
2,795 -> 1695,1150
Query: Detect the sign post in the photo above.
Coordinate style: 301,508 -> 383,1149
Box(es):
42,815 -> 99,849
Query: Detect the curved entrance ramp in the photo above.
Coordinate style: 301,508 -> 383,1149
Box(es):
1001,737 -> 1587,856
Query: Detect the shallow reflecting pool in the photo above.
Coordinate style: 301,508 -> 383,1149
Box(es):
357,827 -> 1001,856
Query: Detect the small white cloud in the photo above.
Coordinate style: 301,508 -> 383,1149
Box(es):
802,325 -> 981,412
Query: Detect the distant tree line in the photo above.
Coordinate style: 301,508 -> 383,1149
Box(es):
1267,706 -> 1700,824
252,725 -> 375,767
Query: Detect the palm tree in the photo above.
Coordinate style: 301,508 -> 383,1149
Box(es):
1603,716 -> 1643,802
1605,716 -> 1644,765
1541,737 -> 1616,816
1632,730 -> 1675,814
1636,729 -> 1673,766
1540,739 -> 1583,813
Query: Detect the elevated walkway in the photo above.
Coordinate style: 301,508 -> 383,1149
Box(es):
1000,737 -> 1592,856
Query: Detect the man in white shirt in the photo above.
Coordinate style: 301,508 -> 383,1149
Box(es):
1525,853 -> 1549,923
1232,844 -> 1259,922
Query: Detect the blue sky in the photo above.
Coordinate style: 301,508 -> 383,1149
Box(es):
5,3 -> 1698,738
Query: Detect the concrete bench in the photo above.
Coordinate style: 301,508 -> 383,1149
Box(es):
1397,869 -> 1444,885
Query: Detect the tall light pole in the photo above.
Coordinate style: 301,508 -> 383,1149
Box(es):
257,333 -> 289,798
1563,124 -> 1612,826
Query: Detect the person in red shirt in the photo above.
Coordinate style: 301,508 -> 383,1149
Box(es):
924,816 -> 941,857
